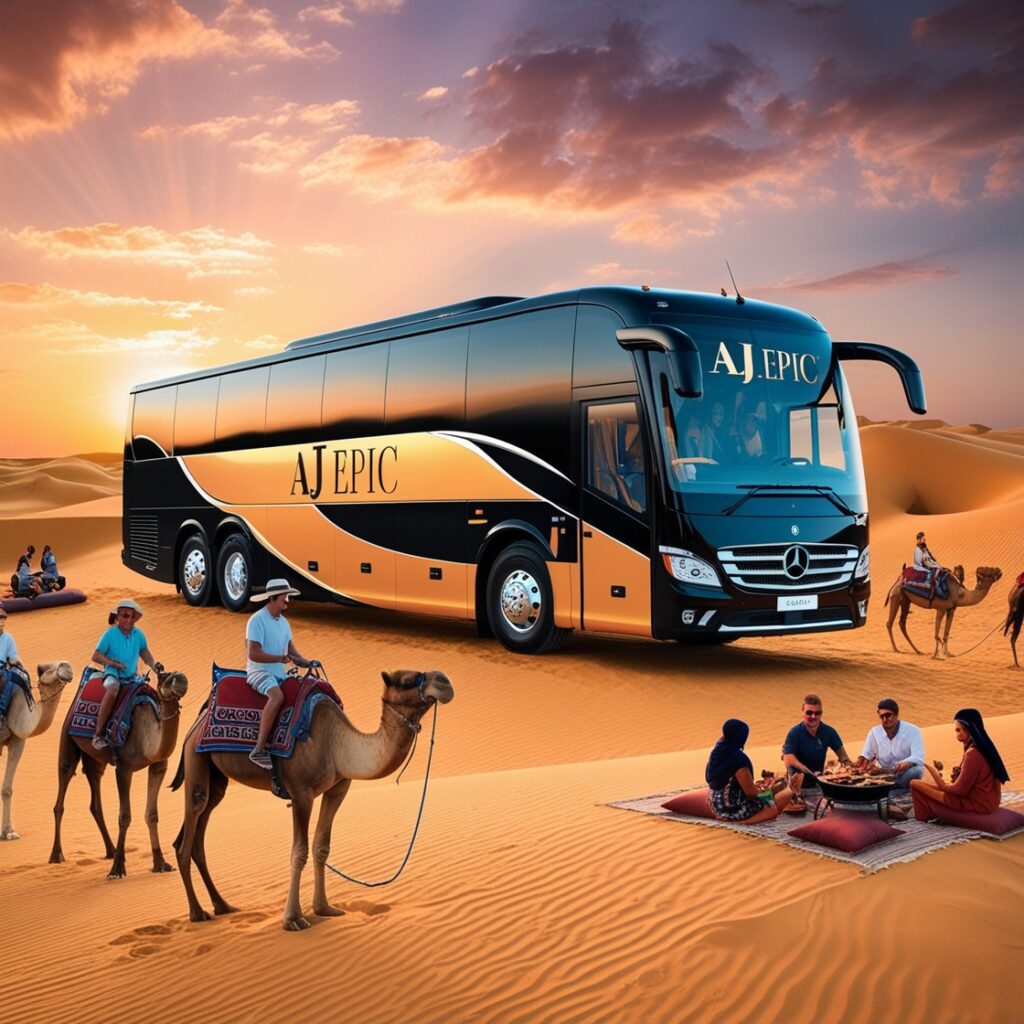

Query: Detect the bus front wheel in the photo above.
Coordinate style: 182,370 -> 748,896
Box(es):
486,542 -> 571,655
179,533 -> 216,607
216,533 -> 253,612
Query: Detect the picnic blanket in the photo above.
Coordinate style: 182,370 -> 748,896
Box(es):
606,789 -> 1024,874
195,665 -> 342,759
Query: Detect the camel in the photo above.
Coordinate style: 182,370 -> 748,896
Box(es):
49,668 -> 189,878
1,661 -> 73,840
172,668 -> 454,931
1006,578 -> 1024,670
886,565 -> 1003,659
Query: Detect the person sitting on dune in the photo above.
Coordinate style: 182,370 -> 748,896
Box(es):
39,545 -> 63,592
13,550 -> 43,598
706,719 -> 803,823
910,708 -> 1008,821
782,693 -> 853,811
854,697 -> 925,789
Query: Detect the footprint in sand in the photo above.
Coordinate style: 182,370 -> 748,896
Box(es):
230,911 -> 270,929
109,921 -> 179,946
194,943 -> 214,957
128,944 -> 162,959
76,859 -> 96,867
345,901 -> 390,917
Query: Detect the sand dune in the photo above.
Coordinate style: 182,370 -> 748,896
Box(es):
1,427 -> 1023,1023
0,456 -> 120,515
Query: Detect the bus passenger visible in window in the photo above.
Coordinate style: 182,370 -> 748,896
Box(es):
701,402 -> 728,461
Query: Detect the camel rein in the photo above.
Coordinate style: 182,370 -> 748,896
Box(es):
949,617 -> 1009,658
324,696 -> 439,889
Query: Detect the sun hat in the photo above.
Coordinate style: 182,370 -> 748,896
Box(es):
112,598 -> 144,618
250,578 -> 301,602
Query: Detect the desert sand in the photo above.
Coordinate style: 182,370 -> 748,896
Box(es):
1,427 -> 1022,1023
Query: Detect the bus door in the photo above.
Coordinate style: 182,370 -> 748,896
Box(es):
578,396 -> 653,636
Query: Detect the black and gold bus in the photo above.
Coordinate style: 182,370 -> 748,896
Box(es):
123,287 -> 926,653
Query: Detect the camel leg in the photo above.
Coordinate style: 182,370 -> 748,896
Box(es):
175,748 -> 223,922
49,730 -> 82,862
942,608 -> 956,657
81,755 -> 117,858
932,609 -> 945,660
1,736 -> 26,840
886,598 -> 900,653
108,764 -> 133,879
312,778 -> 352,917
899,598 -> 922,655
283,791 -> 315,931
191,770 -> 237,916
145,759 -> 174,873
1012,624 -> 1021,670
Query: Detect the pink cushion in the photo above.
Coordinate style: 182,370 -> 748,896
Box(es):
788,813 -> 903,853
661,789 -> 715,818
932,805 -> 1024,835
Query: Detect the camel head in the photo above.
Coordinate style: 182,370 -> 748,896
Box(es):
37,661 -> 73,686
975,566 -> 1003,589
380,669 -> 455,719
156,669 -> 189,702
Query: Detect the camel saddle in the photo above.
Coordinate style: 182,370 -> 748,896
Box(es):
68,668 -> 160,752
0,664 -> 33,727
195,665 -> 341,760
901,566 -> 950,603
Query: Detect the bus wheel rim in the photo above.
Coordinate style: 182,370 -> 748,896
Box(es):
224,552 -> 248,601
499,569 -> 541,633
183,548 -> 207,596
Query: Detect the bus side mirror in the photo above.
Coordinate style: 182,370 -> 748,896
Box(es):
834,342 -> 927,415
616,326 -> 703,398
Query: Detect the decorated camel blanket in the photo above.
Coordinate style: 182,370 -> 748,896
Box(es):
901,566 -> 950,602
195,665 -> 341,759
0,666 -> 33,727
68,668 -> 160,749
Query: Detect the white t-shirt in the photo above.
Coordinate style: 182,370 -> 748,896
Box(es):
245,606 -> 292,681
860,721 -> 925,769
0,632 -> 19,664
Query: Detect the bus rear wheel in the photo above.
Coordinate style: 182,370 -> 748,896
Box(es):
486,542 -> 571,655
179,533 -> 216,607
216,533 -> 253,612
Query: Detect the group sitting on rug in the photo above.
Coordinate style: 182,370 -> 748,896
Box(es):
90,598 -> 162,750
10,544 -> 66,599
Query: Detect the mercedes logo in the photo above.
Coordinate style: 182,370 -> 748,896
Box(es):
783,545 -> 809,580
791,525 -> 800,536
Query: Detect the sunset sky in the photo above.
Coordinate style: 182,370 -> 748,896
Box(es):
1,0 -> 1021,457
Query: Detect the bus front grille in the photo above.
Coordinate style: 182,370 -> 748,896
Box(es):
718,542 -> 859,591
128,515 -> 159,565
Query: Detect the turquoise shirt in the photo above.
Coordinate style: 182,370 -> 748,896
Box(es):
246,606 -> 292,681
96,625 -> 148,680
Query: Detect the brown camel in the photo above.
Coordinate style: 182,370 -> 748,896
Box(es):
1,661 -> 73,840
1005,579 -> 1024,670
49,669 -> 189,878
172,668 -> 454,931
885,565 -> 1003,659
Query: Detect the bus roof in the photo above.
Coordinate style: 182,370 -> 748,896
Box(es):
130,286 -> 824,393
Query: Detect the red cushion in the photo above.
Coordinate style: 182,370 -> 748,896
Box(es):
661,789 -> 715,818
932,806 -> 1024,836
788,813 -> 903,853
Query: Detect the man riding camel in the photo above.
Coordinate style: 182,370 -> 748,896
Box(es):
914,531 -> 940,571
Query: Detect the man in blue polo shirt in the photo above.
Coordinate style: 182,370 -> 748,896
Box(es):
90,598 -> 162,751
782,693 -> 852,810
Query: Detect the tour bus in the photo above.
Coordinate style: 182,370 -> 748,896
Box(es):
123,286 -> 926,653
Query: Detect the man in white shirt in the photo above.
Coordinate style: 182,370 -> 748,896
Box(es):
855,697 -> 925,789
913,531 -> 939,570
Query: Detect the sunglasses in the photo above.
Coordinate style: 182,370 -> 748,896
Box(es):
117,610 -> 135,619
878,711 -> 895,720
804,709 -> 822,717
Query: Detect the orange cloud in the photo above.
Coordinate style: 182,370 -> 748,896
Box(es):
0,281 -> 220,318
774,259 -> 957,293
13,320 -> 219,356
4,223 -> 276,279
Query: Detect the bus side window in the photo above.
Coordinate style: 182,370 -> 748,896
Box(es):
323,343 -> 388,439
267,355 -> 326,447
385,327 -> 468,433
132,385 -> 176,460
586,401 -> 647,516
174,376 -> 220,456
572,305 -> 632,387
215,366 -> 270,452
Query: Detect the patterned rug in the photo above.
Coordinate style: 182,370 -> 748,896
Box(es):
195,665 -> 342,758
0,666 -> 33,727
68,669 -> 159,749
605,789 -> 1024,873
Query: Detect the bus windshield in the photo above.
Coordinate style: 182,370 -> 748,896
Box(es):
647,317 -> 866,512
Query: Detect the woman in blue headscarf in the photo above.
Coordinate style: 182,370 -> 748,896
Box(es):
706,719 -> 804,823
910,708 -> 1009,821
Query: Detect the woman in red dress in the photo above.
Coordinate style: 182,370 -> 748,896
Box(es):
910,708 -> 1008,820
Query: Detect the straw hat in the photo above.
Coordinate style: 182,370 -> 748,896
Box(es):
250,578 -> 301,602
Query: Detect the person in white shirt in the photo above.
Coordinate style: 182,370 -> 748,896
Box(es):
855,697 -> 925,789
913,531 -> 940,570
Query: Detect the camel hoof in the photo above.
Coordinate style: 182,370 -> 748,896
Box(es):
313,904 -> 345,917
190,908 -> 213,923
107,868 -> 127,880
152,862 -> 176,874
283,916 -> 311,931
0,829 -> 20,841
214,904 -> 239,916
48,851 -> 65,863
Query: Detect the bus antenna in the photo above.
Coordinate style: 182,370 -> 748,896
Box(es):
725,260 -> 745,305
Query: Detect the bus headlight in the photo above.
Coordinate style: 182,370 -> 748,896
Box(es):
660,547 -> 722,588
855,545 -> 870,580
